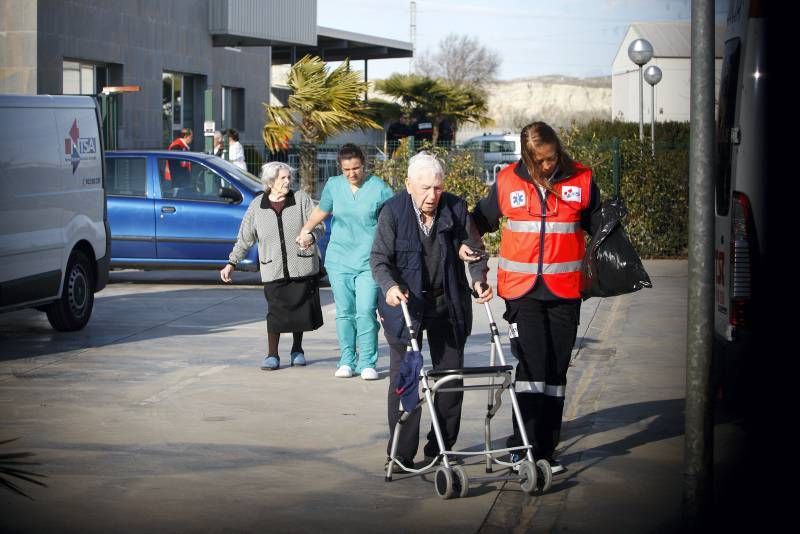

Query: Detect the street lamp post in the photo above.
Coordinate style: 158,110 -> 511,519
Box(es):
628,38 -> 654,143
644,65 -> 663,156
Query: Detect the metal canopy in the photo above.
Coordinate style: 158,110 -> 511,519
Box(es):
271,26 -> 413,65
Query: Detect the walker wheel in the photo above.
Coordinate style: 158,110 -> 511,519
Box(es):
452,465 -> 469,498
535,459 -> 553,493
434,466 -> 455,499
536,458 -> 553,493
519,461 -> 538,495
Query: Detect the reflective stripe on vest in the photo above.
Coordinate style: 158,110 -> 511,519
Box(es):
514,381 -> 566,397
506,220 -> 581,234
498,257 -> 583,275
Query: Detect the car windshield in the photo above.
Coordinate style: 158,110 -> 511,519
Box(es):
210,156 -> 264,193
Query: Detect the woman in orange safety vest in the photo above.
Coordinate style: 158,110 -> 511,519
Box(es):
470,121 -> 601,476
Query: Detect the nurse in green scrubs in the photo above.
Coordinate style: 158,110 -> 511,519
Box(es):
297,143 -> 394,380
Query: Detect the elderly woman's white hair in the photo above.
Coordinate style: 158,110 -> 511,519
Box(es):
407,151 -> 444,182
260,161 -> 295,190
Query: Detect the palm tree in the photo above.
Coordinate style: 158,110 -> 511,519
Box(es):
0,438 -> 47,499
375,74 -> 493,145
262,55 -> 381,194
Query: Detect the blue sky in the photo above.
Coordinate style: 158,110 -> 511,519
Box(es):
319,0 -> 729,80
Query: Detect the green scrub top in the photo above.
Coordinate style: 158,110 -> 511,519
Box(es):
319,174 -> 394,273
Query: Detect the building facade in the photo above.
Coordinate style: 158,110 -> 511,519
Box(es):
0,0 -> 410,150
612,22 -> 723,123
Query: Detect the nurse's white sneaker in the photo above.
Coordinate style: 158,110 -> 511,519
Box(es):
334,365 -> 353,378
360,368 -> 379,380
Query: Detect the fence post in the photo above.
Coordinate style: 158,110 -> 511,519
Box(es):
612,137 -> 621,198
203,89 -> 213,155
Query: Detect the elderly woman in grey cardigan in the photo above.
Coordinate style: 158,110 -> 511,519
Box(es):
220,162 -> 325,370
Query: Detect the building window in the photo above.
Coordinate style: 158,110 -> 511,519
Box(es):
222,86 -> 245,132
63,60 -> 108,95
163,72 -> 195,147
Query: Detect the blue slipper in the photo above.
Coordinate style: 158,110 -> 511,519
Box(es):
290,352 -> 306,366
260,355 -> 280,370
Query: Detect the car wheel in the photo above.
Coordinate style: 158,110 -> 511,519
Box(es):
45,250 -> 95,331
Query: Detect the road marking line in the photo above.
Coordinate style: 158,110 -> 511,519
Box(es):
564,297 -> 623,421
139,365 -> 229,405
198,365 -> 228,377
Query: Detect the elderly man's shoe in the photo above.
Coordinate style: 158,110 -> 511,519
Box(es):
385,457 -> 415,473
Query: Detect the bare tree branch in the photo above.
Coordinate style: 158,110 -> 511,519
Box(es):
414,34 -> 501,89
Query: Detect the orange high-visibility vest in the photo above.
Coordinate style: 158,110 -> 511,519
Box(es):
496,162 -> 592,300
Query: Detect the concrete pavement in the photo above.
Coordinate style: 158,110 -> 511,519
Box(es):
0,260 -> 745,532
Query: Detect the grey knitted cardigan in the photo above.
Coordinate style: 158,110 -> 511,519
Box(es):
228,189 -> 325,283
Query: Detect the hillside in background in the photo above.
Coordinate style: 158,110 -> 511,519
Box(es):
271,66 -> 612,142
467,75 -> 611,140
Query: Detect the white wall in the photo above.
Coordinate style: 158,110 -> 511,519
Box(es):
612,69 -> 638,121
612,57 -> 721,122
612,25 -> 722,123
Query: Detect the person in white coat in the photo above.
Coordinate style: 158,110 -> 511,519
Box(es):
227,128 -> 247,171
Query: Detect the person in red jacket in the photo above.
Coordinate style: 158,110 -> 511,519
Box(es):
168,128 -> 193,151
470,121 -> 601,476
165,128 -> 193,181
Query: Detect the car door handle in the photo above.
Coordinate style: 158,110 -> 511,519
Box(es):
161,206 -> 176,213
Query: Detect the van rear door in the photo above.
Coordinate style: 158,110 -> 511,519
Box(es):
714,37 -> 742,341
0,104 -> 65,300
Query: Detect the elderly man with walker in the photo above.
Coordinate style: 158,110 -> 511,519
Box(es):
370,152 -> 492,472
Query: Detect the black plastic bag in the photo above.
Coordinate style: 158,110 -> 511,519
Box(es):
580,198 -> 652,299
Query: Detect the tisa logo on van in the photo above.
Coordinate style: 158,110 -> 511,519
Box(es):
64,119 -> 98,173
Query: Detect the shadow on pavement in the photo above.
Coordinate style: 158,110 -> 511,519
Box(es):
0,286 -> 336,362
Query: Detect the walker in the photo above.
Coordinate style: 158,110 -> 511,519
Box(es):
385,286 -> 553,499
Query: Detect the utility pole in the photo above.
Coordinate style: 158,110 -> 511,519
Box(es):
410,1 -> 417,73
684,0 -> 715,530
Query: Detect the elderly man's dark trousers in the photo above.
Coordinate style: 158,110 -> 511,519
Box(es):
386,314 -> 464,461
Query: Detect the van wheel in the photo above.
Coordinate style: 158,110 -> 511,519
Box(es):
45,250 -> 94,331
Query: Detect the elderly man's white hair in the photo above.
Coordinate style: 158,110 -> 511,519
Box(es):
407,151 -> 444,181
260,161 -> 295,190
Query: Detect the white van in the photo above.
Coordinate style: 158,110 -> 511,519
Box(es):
713,0 -> 764,405
0,95 -> 109,330
462,133 -> 521,184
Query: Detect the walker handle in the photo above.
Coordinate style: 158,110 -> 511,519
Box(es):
479,294 -> 507,366
471,282 -> 490,298
400,300 -> 413,329
399,300 -> 420,353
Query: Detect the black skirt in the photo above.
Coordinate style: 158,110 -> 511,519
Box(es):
263,276 -> 323,333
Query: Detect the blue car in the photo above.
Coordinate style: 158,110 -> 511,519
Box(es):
106,150 -> 329,271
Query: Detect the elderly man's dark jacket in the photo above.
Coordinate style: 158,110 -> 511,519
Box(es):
371,191 -> 485,346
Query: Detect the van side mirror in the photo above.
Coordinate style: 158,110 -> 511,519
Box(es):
220,186 -> 243,204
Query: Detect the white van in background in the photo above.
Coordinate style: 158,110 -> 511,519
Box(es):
462,133 -> 521,184
713,0 -> 764,406
0,95 -> 109,331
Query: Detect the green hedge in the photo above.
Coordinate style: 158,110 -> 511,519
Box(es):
570,119 -> 691,149
374,139 -> 488,207
561,122 -> 689,258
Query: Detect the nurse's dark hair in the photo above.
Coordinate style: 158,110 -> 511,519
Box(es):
337,143 -> 366,165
